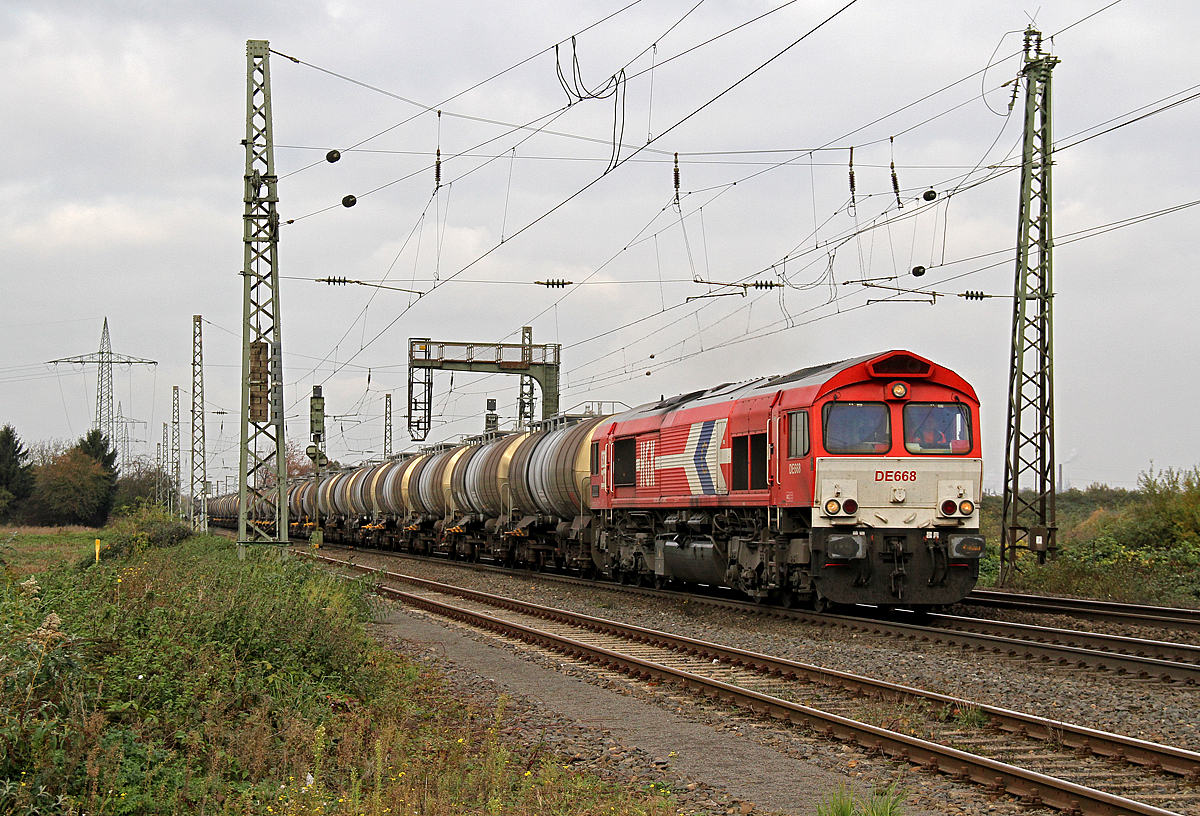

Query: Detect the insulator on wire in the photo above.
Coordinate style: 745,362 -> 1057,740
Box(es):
435,148 -> 441,189
848,146 -> 856,208
673,153 -> 680,203
535,279 -> 572,288
319,277 -> 351,285
890,137 -> 902,209
962,290 -> 988,300
752,280 -> 781,289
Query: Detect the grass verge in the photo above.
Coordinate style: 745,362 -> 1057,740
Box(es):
0,526 -> 101,577
0,512 -> 676,815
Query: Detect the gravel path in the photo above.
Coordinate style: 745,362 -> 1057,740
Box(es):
344,549 -> 1200,815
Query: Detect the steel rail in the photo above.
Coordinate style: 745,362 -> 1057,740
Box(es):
965,590 -> 1200,635
309,544 -> 1200,683
926,613 -> 1200,665
824,613 -> 1200,684
360,570 -> 1184,816
313,554 -> 1200,783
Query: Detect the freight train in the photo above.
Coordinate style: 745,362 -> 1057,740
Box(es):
210,350 -> 985,610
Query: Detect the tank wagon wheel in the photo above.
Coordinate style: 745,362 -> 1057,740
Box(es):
777,590 -> 796,609
653,575 -> 668,590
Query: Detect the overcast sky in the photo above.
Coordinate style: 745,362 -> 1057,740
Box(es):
3,0 -> 1198,493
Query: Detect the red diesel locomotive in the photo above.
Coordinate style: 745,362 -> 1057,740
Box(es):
587,349 -> 984,608
211,349 -> 984,609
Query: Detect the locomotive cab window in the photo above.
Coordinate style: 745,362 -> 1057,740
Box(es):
903,403 -> 972,454
822,402 -> 890,454
787,410 -> 809,458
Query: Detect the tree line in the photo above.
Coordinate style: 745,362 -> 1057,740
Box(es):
0,424 -> 172,527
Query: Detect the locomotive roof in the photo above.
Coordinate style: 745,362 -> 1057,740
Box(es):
621,350 -> 935,419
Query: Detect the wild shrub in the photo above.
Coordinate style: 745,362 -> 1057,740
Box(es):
96,502 -> 192,560
993,467 -> 1200,604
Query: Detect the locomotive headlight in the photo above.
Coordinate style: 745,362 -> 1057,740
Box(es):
958,499 -> 975,516
841,498 -> 859,515
949,535 -> 985,558
889,382 -> 908,399
824,498 -> 842,515
826,534 -> 866,559
940,499 -> 960,516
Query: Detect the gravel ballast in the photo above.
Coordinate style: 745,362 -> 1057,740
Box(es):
345,550 -> 1199,815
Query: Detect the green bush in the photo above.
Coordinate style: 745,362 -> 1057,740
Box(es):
95,502 -> 192,561
986,466 -> 1200,605
2,537 -> 675,815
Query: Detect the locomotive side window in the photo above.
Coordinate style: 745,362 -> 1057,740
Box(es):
822,402 -> 890,453
590,442 -> 600,475
750,433 -> 768,489
903,403 -> 972,454
731,434 -> 768,490
787,410 -> 809,458
613,438 -> 636,486
731,436 -> 748,491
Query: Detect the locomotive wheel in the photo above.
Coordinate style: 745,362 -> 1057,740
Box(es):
812,592 -> 832,613
778,590 -> 796,609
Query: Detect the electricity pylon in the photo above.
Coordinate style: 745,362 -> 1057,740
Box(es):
237,40 -> 288,555
1000,27 -> 1059,585
48,317 -> 156,447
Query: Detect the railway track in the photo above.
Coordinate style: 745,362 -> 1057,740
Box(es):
309,551 -> 1199,816
311,543 -> 1200,684
963,590 -> 1200,636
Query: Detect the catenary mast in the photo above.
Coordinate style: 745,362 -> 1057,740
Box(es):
191,316 -> 208,533
237,40 -> 288,556
1000,28 -> 1059,585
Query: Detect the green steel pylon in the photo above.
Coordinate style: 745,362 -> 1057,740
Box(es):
1000,28 -> 1059,585
237,40 -> 288,556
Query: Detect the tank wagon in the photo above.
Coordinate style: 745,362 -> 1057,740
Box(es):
211,350 -> 985,609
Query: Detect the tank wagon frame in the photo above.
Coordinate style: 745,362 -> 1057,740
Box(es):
211,350 -> 985,610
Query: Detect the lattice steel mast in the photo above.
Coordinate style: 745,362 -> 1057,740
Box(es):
191,316 -> 208,533
383,392 -> 393,458
116,403 -> 128,469
47,317 -> 156,447
172,386 -> 182,520
114,404 -> 146,474
237,39 -> 288,554
1000,27 -> 1059,585
518,326 -> 537,427
162,424 -> 170,511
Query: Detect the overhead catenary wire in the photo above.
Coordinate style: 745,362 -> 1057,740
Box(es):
283,0 -> 864,408
267,0 -> 1154,452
